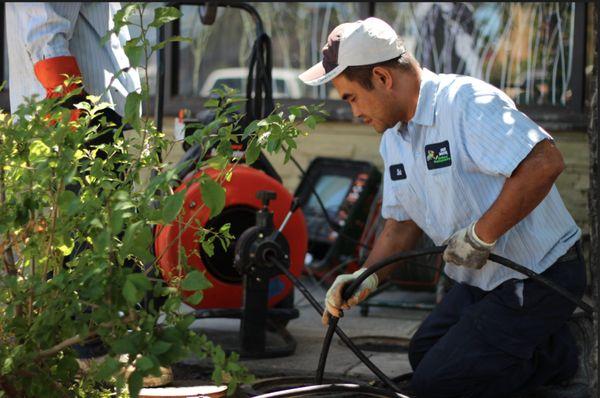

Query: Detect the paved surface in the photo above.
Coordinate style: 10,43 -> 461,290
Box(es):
165,276 -> 592,397
172,275 -> 435,394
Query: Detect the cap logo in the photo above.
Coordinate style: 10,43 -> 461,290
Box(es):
322,26 -> 345,73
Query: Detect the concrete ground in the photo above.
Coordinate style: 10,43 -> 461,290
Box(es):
164,275 -> 592,398
171,275 -> 435,396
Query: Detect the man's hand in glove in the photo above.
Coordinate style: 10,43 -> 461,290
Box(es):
443,221 -> 496,269
322,268 -> 378,325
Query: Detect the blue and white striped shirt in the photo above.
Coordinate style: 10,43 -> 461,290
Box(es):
6,2 -> 141,116
380,68 -> 580,291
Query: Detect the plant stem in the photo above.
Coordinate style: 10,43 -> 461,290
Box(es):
37,314 -> 135,358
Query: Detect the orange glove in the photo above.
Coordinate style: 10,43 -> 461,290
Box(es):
34,56 -> 84,121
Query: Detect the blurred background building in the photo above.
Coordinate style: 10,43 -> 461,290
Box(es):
0,1 -> 596,240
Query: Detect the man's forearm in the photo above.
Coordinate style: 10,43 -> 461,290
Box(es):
475,139 -> 564,243
364,219 -> 423,283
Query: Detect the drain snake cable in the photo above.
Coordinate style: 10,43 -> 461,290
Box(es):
265,245 -> 595,395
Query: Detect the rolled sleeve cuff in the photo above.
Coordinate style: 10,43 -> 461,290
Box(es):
494,125 -> 552,178
381,205 -> 410,222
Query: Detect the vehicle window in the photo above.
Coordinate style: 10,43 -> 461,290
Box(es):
212,78 -> 245,93
274,79 -> 287,97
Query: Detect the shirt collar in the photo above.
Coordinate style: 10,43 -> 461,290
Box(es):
409,68 -> 440,127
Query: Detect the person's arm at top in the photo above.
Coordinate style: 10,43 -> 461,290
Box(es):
474,139 -> 563,243
443,89 -> 563,268
7,2 -> 83,98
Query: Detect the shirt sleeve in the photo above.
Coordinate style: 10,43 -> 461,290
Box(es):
7,2 -> 81,63
380,167 -> 411,222
458,88 -> 553,178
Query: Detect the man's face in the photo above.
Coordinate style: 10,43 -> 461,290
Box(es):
332,73 -> 398,134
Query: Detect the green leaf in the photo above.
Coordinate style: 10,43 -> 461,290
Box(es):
304,115 -> 317,129
96,357 -> 122,381
122,279 -> 139,305
127,273 -> 152,292
112,336 -> 136,355
124,92 -> 142,129
110,210 -> 125,234
181,270 -> 212,292
204,98 -> 219,108
151,36 -> 192,51
200,175 -> 226,218
112,4 -> 138,34
149,6 -> 182,28
128,370 -> 144,398
134,356 -> 154,372
186,291 -> 203,305
201,238 -> 214,257
150,341 -> 172,355
58,190 -> 80,216
244,141 -> 260,165
161,191 -> 185,223
207,155 -> 228,171
124,40 -> 145,68
120,221 -> 154,264
242,120 -> 259,140
94,229 -> 111,253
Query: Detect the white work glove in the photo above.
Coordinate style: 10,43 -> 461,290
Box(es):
322,268 -> 378,325
443,221 -> 496,269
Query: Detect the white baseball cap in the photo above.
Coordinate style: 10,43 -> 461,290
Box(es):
299,17 -> 405,86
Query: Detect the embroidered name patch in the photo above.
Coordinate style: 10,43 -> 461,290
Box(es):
425,141 -> 452,170
389,163 -> 407,181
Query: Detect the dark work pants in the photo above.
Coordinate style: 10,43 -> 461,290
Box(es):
408,244 -> 586,398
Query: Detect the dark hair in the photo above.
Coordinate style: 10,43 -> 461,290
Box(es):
342,52 -> 415,90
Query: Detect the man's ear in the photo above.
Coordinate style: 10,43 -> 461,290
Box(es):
372,66 -> 394,90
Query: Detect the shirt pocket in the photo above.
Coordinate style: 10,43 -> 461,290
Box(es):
423,166 -> 472,236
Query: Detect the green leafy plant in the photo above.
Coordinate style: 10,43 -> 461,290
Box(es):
0,3 -> 326,397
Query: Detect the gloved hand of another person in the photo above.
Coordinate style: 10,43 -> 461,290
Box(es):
322,268 -> 378,325
443,221 -> 495,269
34,55 -> 124,146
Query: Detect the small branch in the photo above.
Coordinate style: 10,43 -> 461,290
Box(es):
38,334 -> 84,358
36,314 -> 135,359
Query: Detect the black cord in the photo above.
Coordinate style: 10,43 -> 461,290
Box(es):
246,32 -> 273,121
313,246 -> 595,397
341,246 -> 594,315
267,256 -> 403,394
316,315 -> 337,385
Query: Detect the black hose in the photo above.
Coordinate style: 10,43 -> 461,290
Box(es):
267,256 -> 403,393
246,32 -> 273,121
316,315 -> 337,385
309,245 -> 594,397
341,246 -> 594,315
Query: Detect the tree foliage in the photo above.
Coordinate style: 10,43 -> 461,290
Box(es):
0,3 -> 326,397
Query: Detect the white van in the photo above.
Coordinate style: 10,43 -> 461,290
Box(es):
200,67 -> 305,99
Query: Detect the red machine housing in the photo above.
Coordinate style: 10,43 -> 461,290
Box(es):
155,165 -> 307,309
